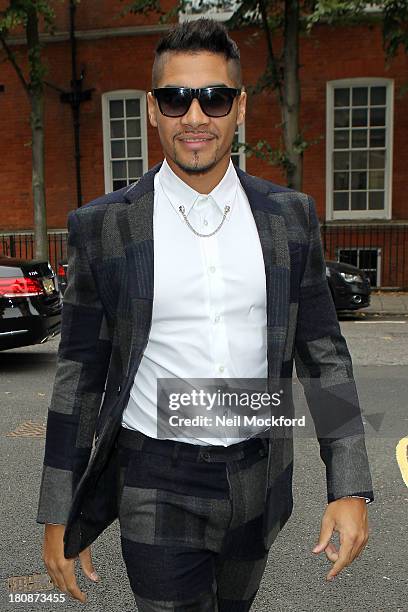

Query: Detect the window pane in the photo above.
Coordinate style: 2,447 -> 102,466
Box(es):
127,119 -> 141,137
110,100 -> 123,118
333,192 -> 349,210
339,249 -> 358,266
110,120 -> 124,138
334,172 -> 349,190
359,249 -> 378,268
333,152 -> 349,170
127,139 -> 142,157
351,171 -> 367,190
351,151 -> 368,169
352,108 -> 367,127
334,130 -> 349,148
126,99 -> 140,117
370,129 -> 385,148
371,86 -> 386,105
369,170 -> 385,189
334,109 -> 349,128
352,130 -> 367,148
370,107 -> 386,127
334,88 -> 349,107
128,159 -> 143,178
352,87 -> 368,106
369,150 -> 385,169
333,152 -> 350,170
351,191 -> 367,210
111,140 -> 126,158
369,192 -> 384,210
112,160 -> 126,178
113,179 -> 128,191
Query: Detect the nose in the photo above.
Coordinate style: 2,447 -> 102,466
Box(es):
180,97 -> 210,128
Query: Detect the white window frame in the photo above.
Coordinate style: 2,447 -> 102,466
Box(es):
178,0 -> 240,22
231,122 -> 246,171
102,90 -> 148,194
326,78 -> 394,221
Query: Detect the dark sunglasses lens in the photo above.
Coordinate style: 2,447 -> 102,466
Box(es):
200,89 -> 235,117
157,89 -> 190,117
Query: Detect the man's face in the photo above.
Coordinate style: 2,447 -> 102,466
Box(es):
147,51 -> 246,175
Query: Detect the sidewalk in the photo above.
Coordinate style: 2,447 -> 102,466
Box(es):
363,291 -> 408,316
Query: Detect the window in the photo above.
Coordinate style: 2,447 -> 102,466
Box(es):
179,0 -> 240,22
326,79 -> 393,220
102,91 -> 148,193
231,122 -> 246,170
337,247 -> 381,287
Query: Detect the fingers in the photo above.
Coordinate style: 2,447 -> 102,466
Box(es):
45,557 -> 86,603
79,546 -> 100,583
326,530 -> 369,581
324,542 -> 339,563
312,514 -> 335,554
42,524 -> 87,603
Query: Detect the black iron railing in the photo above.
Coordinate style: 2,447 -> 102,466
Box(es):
321,222 -> 408,289
0,231 -> 68,273
1,224 -> 408,289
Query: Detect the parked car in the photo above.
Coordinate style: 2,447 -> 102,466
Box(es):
326,260 -> 371,311
0,256 -> 62,351
57,259 -> 68,295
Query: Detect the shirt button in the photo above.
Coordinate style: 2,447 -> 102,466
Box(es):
218,365 -> 225,373
203,219 -> 208,226
209,266 -> 216,274
214,314 -> 220,323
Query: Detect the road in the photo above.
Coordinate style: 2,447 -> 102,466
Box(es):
0,317 -> 407,612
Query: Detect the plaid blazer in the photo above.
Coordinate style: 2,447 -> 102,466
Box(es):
36,163 -> 374,558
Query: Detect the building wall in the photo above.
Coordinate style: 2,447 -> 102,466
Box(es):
0,2 -> 407,233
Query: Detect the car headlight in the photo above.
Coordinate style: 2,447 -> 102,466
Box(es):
340,272 -> 363,283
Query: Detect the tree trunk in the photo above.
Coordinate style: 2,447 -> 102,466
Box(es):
30,91 -> 47,260
26,8 -> 48,261
282,0 -> 302,191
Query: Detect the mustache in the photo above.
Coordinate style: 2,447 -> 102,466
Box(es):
174,130 -> 218,139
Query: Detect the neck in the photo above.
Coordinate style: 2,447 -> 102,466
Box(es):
165,155 -> 230,194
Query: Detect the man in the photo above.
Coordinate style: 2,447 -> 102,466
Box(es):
37,18 -> 374,611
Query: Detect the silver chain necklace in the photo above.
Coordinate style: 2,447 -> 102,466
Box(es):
178,204 -> 230,238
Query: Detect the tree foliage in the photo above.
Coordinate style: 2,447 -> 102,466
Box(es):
125,0 -> 407,188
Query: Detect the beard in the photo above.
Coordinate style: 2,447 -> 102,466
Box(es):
171,137 -> 231,174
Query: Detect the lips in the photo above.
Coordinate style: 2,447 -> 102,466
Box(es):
177,135 -> 215,150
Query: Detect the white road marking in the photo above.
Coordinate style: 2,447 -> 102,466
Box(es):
353,320 -> 407,324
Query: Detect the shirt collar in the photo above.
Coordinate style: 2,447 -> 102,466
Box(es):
157,157 -> 238,217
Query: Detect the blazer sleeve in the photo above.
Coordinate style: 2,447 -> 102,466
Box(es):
294,196 -> 374,504
36,209 -> 113,524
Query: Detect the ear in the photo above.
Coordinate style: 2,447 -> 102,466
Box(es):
147,92 -> 158,128
236,89 -> 246,127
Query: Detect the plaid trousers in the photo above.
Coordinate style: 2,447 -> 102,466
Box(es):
116,426 -> 272,611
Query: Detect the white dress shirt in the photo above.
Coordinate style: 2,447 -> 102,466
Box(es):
121,158 -> 268,445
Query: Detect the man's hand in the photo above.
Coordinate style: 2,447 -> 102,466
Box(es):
42,524 -> 100,603
312,497 -> 369,581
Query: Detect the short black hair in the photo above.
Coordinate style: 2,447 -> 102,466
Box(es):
152,18 -> 242,88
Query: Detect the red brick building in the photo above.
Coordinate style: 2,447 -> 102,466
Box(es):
0,1 -> 407,287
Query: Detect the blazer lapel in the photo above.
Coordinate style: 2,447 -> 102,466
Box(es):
236,169 -> 291,384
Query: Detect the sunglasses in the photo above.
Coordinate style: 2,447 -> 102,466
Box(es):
152,87 -> 242,118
